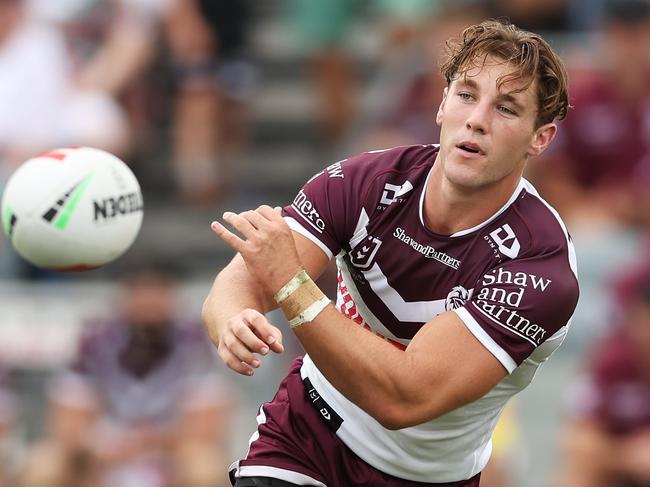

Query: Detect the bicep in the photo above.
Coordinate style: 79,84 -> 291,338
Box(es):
404,311 -> 508,423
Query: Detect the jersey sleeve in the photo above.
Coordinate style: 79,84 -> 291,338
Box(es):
454,249 -> 579,373
283,156 -> 370,259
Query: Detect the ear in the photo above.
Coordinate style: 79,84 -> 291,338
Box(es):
435,87 -> 449,126
528,122 -> 557,157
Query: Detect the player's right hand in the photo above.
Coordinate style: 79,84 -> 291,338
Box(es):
217,308 -> 284,376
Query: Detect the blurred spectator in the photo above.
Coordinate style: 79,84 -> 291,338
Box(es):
0,0 -> 133,176
286,0 -> 359,143
357,2 -> 488,151
20,262 -> 233,487
287,0 -> 441,145
0,369 -> 17,487
28,0 -> 174,182
556,261 -> 650,487
530,0 -> 650,229
0,0 -> 149,278
489,0 -> 572,33
164,0 -> 254,206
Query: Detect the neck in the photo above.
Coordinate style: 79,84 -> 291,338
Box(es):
423,157 -> 522,235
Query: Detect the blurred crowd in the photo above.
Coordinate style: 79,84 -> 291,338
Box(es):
1,0 -> 650,486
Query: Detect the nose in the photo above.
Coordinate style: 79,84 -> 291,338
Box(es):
465,102 -> 490,134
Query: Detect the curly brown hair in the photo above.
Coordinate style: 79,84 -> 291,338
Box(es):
440,19 -> 569,127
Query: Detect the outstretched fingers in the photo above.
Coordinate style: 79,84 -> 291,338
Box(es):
210,220 -> 245,253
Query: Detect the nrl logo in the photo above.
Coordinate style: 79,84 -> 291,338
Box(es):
350,236 -> 382,270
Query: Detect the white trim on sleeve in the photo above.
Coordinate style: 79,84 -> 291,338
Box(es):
285,216 -> 334,259
453,307 -> 517,373
235,466 -> 327,486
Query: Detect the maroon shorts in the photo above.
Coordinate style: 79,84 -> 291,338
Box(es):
230,357 -> 481,487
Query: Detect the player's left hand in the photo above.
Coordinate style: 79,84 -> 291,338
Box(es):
211,205 -> 302,295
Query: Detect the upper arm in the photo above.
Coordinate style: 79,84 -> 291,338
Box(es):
396,311 -> 508,426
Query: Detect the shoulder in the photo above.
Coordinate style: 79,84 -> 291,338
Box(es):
318,144 -> 438,205
508,181 -> 577,260
480,181 -> 579,313
342,144 -> 439,178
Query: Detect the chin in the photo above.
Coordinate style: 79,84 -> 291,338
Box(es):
445,166 -> 487,189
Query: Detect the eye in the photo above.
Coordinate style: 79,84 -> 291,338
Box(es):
497,105 -> 517,116
458,92 -> 474,102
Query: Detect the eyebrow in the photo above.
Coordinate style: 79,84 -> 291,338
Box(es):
456,78 -> 527,112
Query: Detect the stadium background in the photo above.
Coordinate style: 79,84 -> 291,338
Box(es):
1,0 -> 648,485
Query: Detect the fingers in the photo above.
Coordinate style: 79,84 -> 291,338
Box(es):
222,211 -> 258,236
245,310 -> 285,354
218,346 -> 256,376
211,210 -> 269,246
210,221 -> 245,252
218,309 -> 284,376
257,204 -> 284,221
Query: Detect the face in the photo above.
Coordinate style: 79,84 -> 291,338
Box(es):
122,274 -> 176,329
435,57 -> 556,192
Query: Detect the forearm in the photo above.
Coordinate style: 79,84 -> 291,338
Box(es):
292,305 -> 422,428
202,254 -> 277,346
279,273 -> 502,428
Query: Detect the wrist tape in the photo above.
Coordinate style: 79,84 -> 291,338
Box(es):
276,270 -> 330,328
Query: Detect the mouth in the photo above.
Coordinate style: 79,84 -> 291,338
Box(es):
456,142 -> 484,156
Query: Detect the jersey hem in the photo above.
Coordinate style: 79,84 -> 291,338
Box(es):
233,465 -> 327,486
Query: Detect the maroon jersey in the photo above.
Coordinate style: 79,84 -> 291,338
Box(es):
236,145 -> 579,483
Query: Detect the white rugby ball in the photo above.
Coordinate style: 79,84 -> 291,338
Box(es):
1,147 -> 143,271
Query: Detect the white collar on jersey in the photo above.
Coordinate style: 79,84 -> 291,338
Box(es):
418,171 -> 527,238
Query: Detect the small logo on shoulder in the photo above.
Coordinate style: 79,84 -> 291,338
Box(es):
487,224 -> 520,259
379,181 -> 413,206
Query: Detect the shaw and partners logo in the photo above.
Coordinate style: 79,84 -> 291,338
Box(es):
473,267 -> 552,346
292,189 -> 326,234
393,227 -> 461,269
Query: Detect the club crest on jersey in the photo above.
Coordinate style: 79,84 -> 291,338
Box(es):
350,236 -> 382,270
379,181 -> 413,207
445,285 -> 472,311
